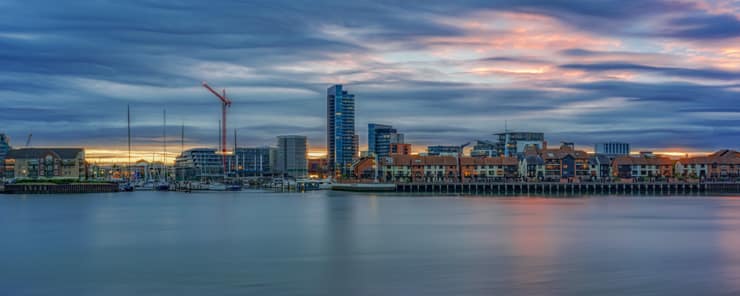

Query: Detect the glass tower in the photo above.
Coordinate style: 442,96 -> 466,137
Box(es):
0,134 -> 9,161
327,85 -> 357,176
368,123 -> 398,158
0,134 -> 9,177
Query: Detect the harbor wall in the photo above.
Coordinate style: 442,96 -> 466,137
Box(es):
394,182 -> 739,195
3,183 -> 119,194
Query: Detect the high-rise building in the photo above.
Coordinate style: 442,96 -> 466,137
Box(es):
327,85 -> 357,176
277,135 -> 307,178
494,132 -> 545,157
368,123 -> 403,158
595,142 -> 630,155
0,134 -> 10,178
353,134 -> 359,161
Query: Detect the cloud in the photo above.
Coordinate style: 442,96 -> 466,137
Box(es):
0,0 -> 739,160
560,62 -> 740,80
663,14 -> 740,39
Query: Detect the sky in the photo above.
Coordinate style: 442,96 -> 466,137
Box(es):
0,0 -> 738,162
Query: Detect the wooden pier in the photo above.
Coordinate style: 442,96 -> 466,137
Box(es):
394,182 -> 739,195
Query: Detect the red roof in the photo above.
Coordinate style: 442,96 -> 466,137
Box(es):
679,149 -> 739,165
613,156 -> 674,166
381,155 -> 517,166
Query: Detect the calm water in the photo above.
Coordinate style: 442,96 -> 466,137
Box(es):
1,191 -> 739,296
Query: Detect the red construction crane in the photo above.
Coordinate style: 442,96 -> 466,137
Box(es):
202,81 -> 232,174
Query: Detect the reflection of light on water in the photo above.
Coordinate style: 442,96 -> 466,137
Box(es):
508,199 -> 560,294
368,195 -> 379,220
468,198 -> 587,294
716,199 -> 740,292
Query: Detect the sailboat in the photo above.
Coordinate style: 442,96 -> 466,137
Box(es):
121,105 -> 135,192
155,109 -> 170,191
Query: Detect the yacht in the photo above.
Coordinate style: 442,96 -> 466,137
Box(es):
135,181 -> 155,191
155,182 -> 170,191
207,183 -> 227,191
119,182 -> 134,192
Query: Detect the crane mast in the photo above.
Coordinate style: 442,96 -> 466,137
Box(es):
202,82 -> 232,175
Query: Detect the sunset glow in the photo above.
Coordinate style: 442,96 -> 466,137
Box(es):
0,0 -> 737,162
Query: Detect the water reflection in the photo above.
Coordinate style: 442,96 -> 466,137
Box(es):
1,192 -> 739,295
507,200 -> 562,295
716,198 -> 740,292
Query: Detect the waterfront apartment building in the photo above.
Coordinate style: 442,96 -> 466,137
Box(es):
589,154 -> 613,179
595,142 -> 630,155
520,144 -> 590,181
174,148 -> 224,181
378,155 -> 518,183
4,148 -> 86,180
276,135 -> 307,178
352,157 -> 377,179
380,155 -> 457,183
368,123 -> 404,158
675,149 -> 739,180
327,85 -> 357,176
612,153 -> 674,179
460,157 -> 519,182
426,145 -> 461,156
232,147 -> 276,177
495,132 -> 545,157
519,155 -> 545,180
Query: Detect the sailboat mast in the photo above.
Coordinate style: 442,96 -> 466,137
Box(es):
234,129 -> 237,177
163,109 -> 167,182
127,104 -> 131,181
180,122 -> 184,182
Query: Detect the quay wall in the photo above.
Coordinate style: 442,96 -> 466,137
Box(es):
395,182 -> 739,195
3,183 -> 119,194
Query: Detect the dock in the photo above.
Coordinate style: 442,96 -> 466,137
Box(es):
331,183 -> 396,192
394,182 -> 739,195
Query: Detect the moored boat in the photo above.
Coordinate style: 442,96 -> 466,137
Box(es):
155,182 -> 170,191
207,183 -> 227,191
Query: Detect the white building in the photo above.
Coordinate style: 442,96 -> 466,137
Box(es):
595,142 -> 630,155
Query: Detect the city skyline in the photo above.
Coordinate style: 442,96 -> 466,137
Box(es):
1,1 -> 738,163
